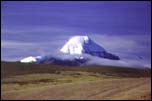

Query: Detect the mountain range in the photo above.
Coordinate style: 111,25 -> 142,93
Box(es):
20,36 -> 121,66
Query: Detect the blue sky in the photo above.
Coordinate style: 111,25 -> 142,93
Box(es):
1,1 -> 151,67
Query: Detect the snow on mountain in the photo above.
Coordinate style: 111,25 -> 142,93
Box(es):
20,56 -> 36,63
60,36 -> 105,54
20,56 -> 42,63
20,36 -> 119,64
19,35 -> 149,68
60,36 -> 119,60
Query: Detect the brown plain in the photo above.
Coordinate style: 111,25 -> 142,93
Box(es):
1,61 -> 151,100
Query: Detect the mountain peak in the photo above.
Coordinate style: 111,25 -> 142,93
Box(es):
20,56 -> 36,63
60,35 -> 104,54
60,35 -> 119,60
20,35 -> 120,64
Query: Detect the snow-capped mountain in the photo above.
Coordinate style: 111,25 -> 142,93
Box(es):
20,56 -> 42,63
60,36 -> 120,60
20,56 -> 36,63
20,36 -> 119,64
19,36 -> 149,68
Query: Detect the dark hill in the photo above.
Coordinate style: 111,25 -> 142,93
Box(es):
1,61 -> 151,79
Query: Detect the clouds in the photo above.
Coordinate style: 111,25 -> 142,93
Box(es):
89,34 -> 151,68
85,55 -> 149,68
90,34 -> 151,58
1,33 -> 151,68
1,32 -> 151,67
1,31 -> 151,68
2,26 -> 80,35
1,40 -> 36,49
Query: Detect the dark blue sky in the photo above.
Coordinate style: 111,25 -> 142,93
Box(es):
1,1 -> 151,67
2,1 -> 151,34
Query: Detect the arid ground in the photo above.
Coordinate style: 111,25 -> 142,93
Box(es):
1,62 -> 151,100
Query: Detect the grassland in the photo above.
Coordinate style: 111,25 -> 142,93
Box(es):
1,61 -> 151,100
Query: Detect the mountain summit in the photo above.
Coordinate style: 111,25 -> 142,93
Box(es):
19,36 -> 149,68
60,36 -> 120,60
20,36 -> 119,65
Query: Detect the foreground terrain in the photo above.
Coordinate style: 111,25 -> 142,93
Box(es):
1,61 -> 151,100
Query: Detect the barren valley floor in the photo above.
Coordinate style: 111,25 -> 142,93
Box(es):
2,77 -> 151,100
1,62 -> 151,100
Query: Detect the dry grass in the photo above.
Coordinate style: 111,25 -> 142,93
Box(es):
1,61 -> 151,79
2,77 -> 151,100
2,71 -> 121,92
1,61 -> 151,100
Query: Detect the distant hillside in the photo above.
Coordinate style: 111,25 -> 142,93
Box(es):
1,61 -> 151,79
